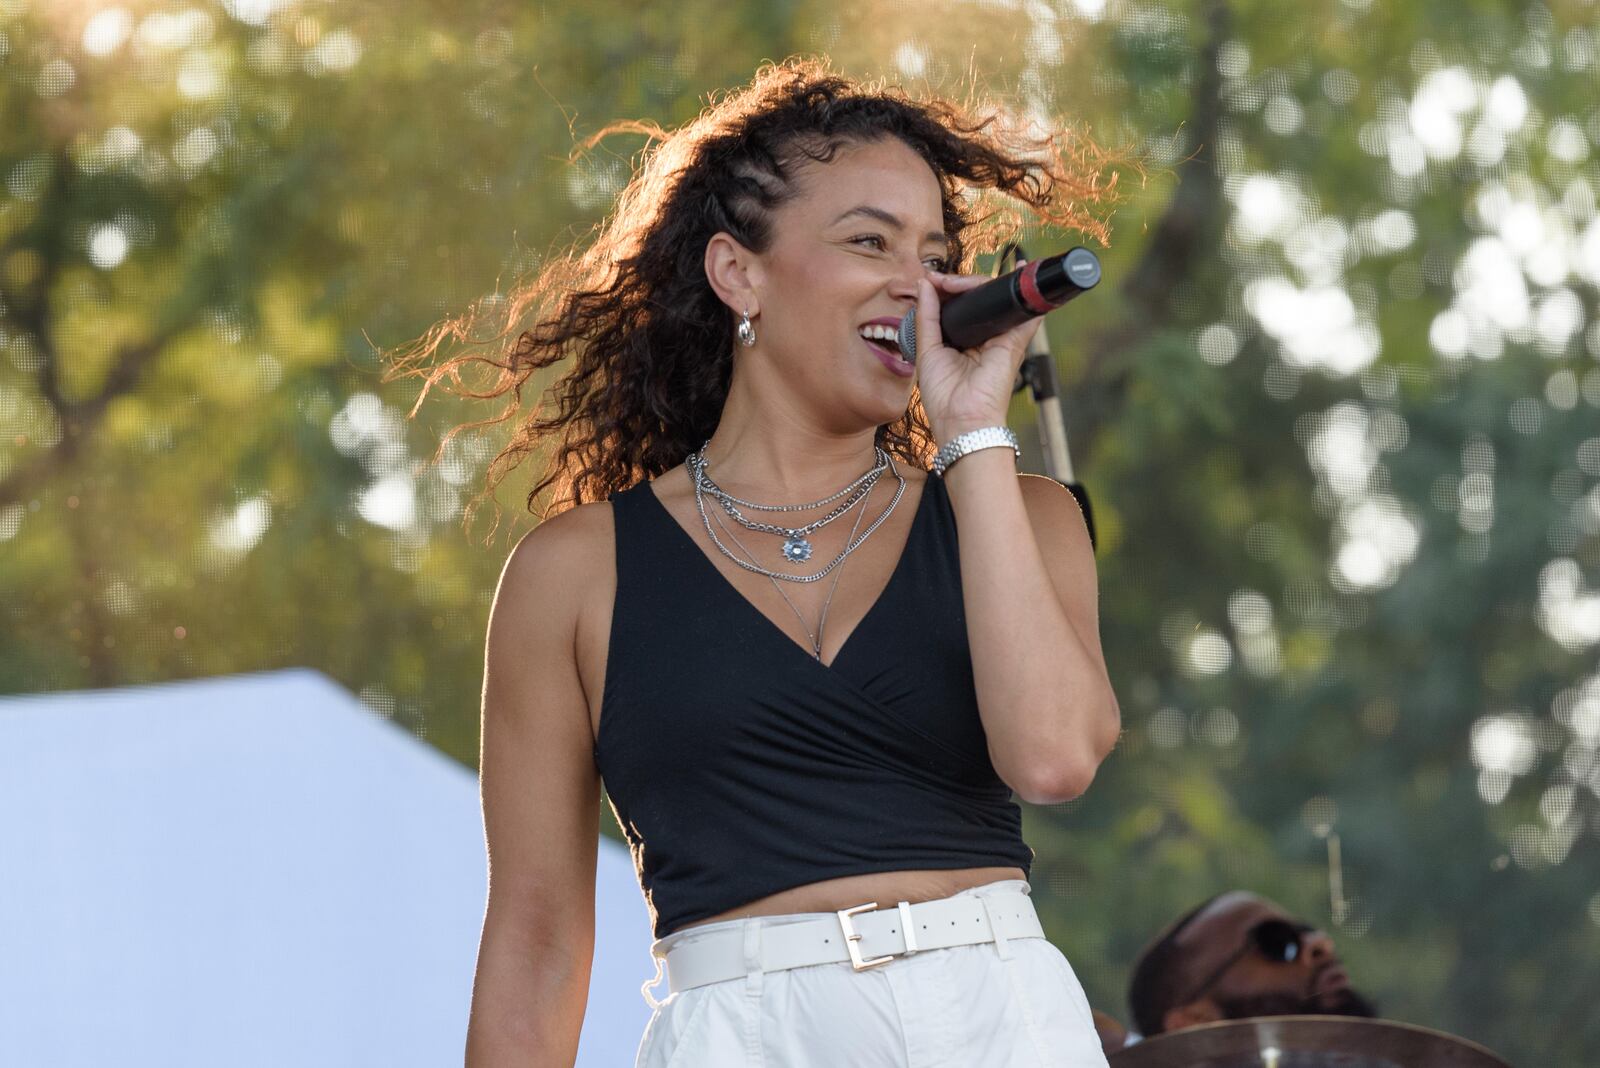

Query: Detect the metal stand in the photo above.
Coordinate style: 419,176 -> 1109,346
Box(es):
1001,242 -> 1098,551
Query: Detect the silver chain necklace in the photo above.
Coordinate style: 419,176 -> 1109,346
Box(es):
702,474 -> 881,562
688,446 -> 905,584
689,441 -> 889,562
703,477 -> 872,661
691,442 -> 890,511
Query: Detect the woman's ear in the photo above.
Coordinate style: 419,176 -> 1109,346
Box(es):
1161,996 -> 1224,1033
704,231 -> 761,319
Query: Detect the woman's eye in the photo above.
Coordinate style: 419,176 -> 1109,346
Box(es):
854,235 -> 948,271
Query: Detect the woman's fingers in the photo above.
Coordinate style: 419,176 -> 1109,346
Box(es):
929,272 -> 989,291
915,277 -> 944,351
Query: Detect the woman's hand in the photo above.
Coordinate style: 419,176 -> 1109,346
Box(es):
911,269 -> 1044,443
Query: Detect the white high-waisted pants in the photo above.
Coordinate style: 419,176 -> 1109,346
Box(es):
633,879 -> 1110,1067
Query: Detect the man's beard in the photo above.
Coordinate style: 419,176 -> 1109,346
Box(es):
1217,984 -> 1380,1020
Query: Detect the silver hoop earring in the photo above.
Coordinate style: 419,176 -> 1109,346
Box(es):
737,308 -> 757,348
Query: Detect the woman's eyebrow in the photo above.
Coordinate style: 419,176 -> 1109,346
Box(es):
830,204 -> 949,246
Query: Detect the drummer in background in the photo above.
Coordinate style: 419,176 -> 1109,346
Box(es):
1101,890 -> 1380,1051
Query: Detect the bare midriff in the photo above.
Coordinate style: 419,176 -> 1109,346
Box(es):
667,865 -> 1029,936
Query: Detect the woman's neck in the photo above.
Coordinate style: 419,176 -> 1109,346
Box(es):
695,423 -> 884,504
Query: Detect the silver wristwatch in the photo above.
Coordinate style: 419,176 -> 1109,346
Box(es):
933,425 -> 1021,477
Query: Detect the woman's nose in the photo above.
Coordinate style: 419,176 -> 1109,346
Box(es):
889,263 -> 941,306
893,258 -> 929,286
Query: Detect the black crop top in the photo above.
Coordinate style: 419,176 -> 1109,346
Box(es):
594,469 -> 1034,939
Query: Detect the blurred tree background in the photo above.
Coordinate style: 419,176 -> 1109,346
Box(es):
3,0 -> 1598,1061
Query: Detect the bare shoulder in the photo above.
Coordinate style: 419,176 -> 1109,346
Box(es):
1015,472 -> 1098,609
506,496 -> 616,563
1017,471 -> 1085,513
500,495 -> 624,739
1017,472 -> 1090,542
486,499 -> 617,733
500,497 -> 616,620
1015,471 -> 1103,651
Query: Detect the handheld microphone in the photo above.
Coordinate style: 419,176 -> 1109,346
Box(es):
897,247 -> 1102,363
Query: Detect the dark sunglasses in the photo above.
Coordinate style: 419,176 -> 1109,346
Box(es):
1181,919 -> 1317,1004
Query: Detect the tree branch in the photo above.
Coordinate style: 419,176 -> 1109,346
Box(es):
1066,0 -> 1231,471
0,151 -> 173,509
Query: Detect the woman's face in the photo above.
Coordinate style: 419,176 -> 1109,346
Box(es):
750,136 -> 950,428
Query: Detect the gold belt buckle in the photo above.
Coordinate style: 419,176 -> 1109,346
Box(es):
836,901 -> 900,971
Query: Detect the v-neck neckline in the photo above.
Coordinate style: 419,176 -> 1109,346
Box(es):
638,468 -> 934,674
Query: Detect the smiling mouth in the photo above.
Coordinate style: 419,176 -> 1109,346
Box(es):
862,335 -> 913,366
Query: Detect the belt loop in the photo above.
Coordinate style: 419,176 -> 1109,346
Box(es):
981,896 -> 1012,960
742,917 -> 765,990
742,918 -> 765,1062
896,900 -> 918,954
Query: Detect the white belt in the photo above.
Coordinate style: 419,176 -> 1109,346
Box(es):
657,890 -> 1044,994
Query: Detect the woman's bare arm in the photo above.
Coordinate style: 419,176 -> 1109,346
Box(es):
466,508 -> 604,1067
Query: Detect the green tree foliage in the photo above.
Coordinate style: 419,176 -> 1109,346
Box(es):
2,1 -> 1596,1061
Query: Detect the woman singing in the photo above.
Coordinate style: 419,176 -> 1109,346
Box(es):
433,56 -> 1125,1067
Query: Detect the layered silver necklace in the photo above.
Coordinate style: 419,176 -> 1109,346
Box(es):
686,438 -> 905,660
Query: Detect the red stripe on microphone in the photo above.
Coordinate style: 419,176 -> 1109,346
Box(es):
1017,260 -> 1055,314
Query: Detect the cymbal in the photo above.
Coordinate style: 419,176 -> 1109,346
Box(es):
1106,1015 -> 1512,1067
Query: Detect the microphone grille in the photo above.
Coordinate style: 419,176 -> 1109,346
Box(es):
897,309 -> 918,364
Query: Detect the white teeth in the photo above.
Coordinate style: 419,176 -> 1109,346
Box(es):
858,324 -> 899,342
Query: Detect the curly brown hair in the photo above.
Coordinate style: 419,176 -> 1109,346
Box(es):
382,54 -> 1130,544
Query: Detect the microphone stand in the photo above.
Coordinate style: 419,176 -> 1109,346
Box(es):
999,242 -> 1098,551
